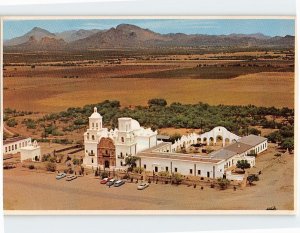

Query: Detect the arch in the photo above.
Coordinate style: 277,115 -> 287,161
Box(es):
224,138 -> 230,145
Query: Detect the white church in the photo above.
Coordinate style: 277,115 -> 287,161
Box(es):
83,107 -> 268,180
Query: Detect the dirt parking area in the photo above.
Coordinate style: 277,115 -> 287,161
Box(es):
4,143 -> 294,211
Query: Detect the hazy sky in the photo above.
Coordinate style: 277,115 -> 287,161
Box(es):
3,19 -> 295,40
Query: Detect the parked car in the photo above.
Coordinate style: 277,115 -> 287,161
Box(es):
56,172 -> 67,180
106,179 -> 116,187
66,175 -> 77,181
114,180 -> 125,187
100,177 -> 111,184
137,182 -> 149,190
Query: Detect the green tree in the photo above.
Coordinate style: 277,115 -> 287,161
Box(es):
280,137 -> 294,152
148,98 -> 167,107
236,160 -> 251,172
125,156 -> 139,172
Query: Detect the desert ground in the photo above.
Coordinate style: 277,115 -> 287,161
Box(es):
3,71 -> 294,113
3,49 -> 295,113
3,143 -> 294,211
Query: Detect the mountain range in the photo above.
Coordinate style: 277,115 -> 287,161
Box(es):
3,24 -> 295,51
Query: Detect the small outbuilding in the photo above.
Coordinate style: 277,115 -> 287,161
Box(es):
20,140 -> 41,162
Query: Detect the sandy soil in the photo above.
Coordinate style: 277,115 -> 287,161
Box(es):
3,144 -> 294,211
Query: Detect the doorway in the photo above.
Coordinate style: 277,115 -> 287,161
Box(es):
104,160 -> 110,168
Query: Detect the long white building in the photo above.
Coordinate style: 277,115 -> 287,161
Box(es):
83,106 -> 268,179
3,136 -> 32,155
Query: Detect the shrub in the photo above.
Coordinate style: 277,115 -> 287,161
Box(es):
158,171 -> 170,177
217,178 -> 230,190
172,173 -> 183,185
133,167 -> 144,174
6,118 -> 17,127
42,154 -> 51,162
46,162 -> 56,172
274,153 -> 282,157
28,164 -> 35,170
72,158 -> 81,165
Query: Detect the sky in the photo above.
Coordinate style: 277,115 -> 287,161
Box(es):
3,18 -> 295,40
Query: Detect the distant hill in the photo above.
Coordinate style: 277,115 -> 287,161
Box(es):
4,24 -> 295,51
55,29 -> 103,42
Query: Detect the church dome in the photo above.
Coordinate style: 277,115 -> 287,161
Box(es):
89,107 -> 102,119
131,119 -> 141,130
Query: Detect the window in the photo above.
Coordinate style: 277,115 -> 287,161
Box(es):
92,135 -> 95,140
121,137 -> 124,143
9,146 -> 11,151
91,158 -> 94,163
19,143 -> 21,148
198,170 -> 201,175
155,166 -> 158,172
121,161 -> 123,166
5,147 -> 7,153
91,150 -> 94,155
87,133 -> 89,139
165,166 -> 168,172
144,164 -> 147,169
96,123 -> 98,128
174,167 -> 178,172
190,169 -> 193,174
15,144 -> 17,150
92,123 -> 94,128
120,152 -> 123,157
207,172 -> 210,178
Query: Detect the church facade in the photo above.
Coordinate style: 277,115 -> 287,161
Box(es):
83,107 -> 157,170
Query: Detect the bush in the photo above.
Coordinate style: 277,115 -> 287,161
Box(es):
217,178 -> 230,190
6,118 -> 17,127
28,164 -> 35,170
274,153 -> 282,157
158,171 -> 170,177
172,173 -> 183,185
24,119 -> 36,129
133,167 -> 144,174
72,158 -> 81,165
46,162 -> 56,172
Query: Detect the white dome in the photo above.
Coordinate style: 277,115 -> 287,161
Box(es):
89,107 -> 102,119
131,119 -> 141,130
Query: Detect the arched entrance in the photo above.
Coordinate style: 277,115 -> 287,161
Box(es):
97,137 -> 116,169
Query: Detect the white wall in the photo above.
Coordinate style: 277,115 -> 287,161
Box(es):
140,156 -> 226,178
20,147 -> 41,162
3,138 -> 31,155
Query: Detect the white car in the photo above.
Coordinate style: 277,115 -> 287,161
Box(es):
137,182 -> 149,190
56,173 -> 66,180
66,175 -> 77,181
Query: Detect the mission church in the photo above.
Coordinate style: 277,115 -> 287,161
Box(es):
83,107 -> 268,179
